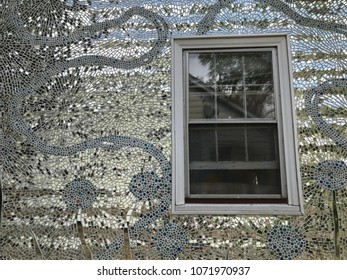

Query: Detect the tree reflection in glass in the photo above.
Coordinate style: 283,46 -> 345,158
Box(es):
188,51 -> 275,119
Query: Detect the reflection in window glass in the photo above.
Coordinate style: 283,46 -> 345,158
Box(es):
190,169 -> 281,195
189,126 -> 216,161
189,124 -> 278,163
188,51 -> 275,119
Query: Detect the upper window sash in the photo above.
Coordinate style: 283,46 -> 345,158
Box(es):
183,48 -> 279,123
185,48 -> 278,122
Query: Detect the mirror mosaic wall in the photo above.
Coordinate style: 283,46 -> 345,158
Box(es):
0,0 -> 347,259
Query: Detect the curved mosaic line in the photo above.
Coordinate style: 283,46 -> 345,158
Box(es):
129,171 -> 166,201
197,0 -> 347,36
196,0 -> 234,35
9,1 -> 168,46
123,170 -> 171,248
262,0 -> 347,36
9,3 -> 168,69
305,80 -> 346,260
10,103 -> 170,162
304,79 -> 347,150
16,55 -> 163,99
9,95 -> 171,181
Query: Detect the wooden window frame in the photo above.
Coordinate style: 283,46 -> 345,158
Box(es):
172,34 -> 304,215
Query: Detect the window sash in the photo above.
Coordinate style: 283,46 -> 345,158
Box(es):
184,48 -> 286,199
185,48 -> 277,121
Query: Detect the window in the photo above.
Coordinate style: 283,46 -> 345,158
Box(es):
172,34 -> 303,215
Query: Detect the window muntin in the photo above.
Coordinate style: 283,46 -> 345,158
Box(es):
172,34 -> 303,215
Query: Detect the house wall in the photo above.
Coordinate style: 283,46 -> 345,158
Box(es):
0,0 -> 346,259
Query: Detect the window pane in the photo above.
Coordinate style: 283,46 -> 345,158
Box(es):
215,52 -> 244,119
188,53 -> 215,119
246,85 -> 275,118
244,51 -> 273,85
217,125 -> 246,161
247,125 -> 277,161
244,52 -> 275,119
215,52 -> 243,86
189,169 -> 281,195
188,53 -> 213,84
189,91 -> 215,119
189,125 -> 216,161
216,90 -> 245,118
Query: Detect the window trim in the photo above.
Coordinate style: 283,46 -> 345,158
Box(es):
171,33 -> 304,215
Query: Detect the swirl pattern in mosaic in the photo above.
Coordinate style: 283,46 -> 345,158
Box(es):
1,0 -> 347,259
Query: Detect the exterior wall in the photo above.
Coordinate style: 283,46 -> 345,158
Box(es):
0,0 -> 346,259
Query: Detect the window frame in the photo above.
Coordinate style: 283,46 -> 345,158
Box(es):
171,34 -> 304,215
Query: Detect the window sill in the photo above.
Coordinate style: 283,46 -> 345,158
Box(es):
172,203 -> 304,215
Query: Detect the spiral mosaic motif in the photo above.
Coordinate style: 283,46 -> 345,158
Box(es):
305,79 -> 347,150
